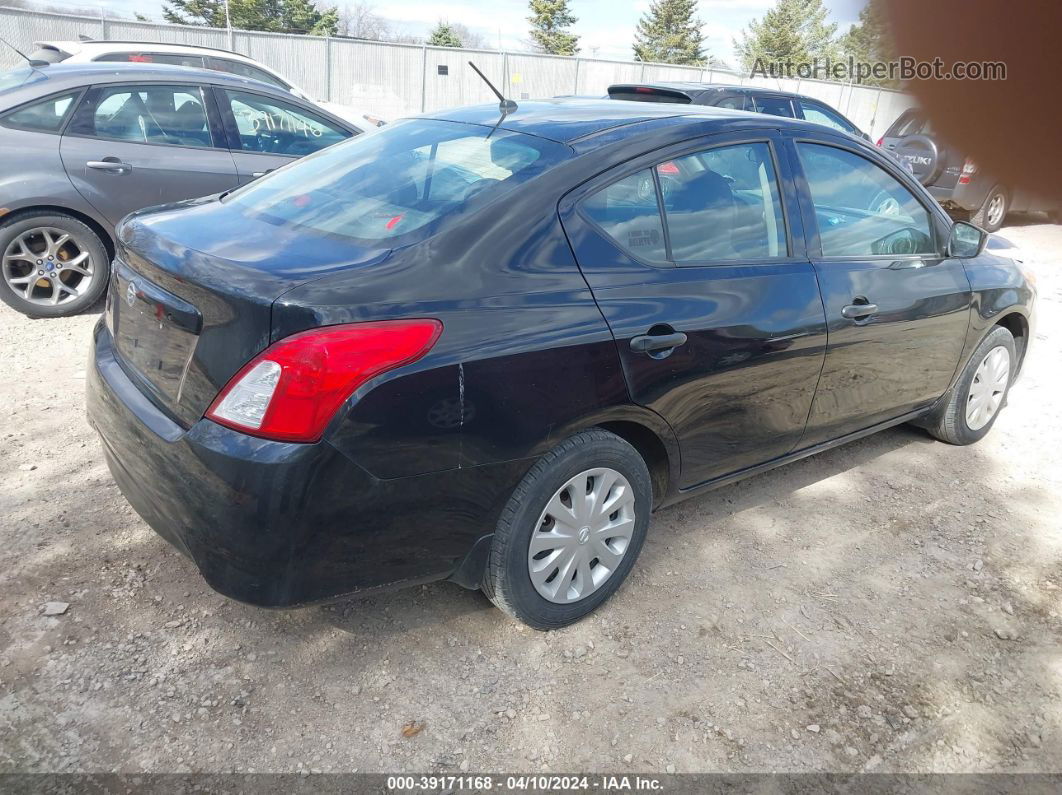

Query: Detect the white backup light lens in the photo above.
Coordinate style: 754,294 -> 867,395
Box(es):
210,360 -> 282,429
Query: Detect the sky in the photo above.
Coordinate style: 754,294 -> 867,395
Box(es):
86,0 -> 868,65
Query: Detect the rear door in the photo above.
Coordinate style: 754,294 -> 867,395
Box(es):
60,82 -> 238,227
561,131 -> 828,488
212,86 -> 354,183
787,133 -> 972,444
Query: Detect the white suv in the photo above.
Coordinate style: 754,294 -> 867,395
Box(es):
29,39 -> 386,131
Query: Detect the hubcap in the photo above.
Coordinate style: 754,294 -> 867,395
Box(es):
986,194 -> 1005,227
966,346 -> 1010,431
2,227 -> 94,306
527,467 -> 636,604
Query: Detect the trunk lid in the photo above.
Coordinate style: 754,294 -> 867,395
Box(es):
109,196 -> 389,427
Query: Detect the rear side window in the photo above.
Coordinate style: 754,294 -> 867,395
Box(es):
1,91 -> 78,132
207,58 -> 289,90
95,52 -> 206,68
223,118 -> 567,244
797,142 -> 935,257
753,95 -> 795,118
607,87 -> 691,104
220,89 -> 349,156
714,95 -> 746,110
582,169 -> 668,263
69,84 -> 213,148
798,100 -> 857,134
662,142 -> 786,262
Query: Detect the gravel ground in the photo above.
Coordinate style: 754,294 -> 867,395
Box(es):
1,221 -> 1060,775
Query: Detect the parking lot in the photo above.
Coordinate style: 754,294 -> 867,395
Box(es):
0,219 -> 1058,774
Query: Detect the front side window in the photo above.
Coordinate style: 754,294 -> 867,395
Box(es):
799,100 -> 856,134
582,169 -> 668,263
69,84 -> 213,148
221,89 -> 349,157
661,142 -> 787,262
753,95 -> 795,118
797,142 -> 936,257
207,58 -> 289,90
222,119 -> 567,244
1,91 -> 78,132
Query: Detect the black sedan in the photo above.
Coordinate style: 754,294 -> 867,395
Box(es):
86,100 -> 1036,629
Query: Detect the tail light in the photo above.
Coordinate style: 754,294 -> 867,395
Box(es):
875,136 -> 883,147
959,158 -> 978,184
206,319 -> 443,443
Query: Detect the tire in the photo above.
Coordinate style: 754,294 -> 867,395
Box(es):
918,326 -> 1016,445
0,212 -> 110,318
483,429 -> 652,630
970,186 -> 1008,233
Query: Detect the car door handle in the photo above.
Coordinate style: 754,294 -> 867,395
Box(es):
86,160 -> 131,174
251,169 -> 275,178
841,302 -> 879,319
630,331 -> 688,353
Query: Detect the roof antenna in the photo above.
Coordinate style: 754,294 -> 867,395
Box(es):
468,60 -> 517,115
0,34 -> 48,67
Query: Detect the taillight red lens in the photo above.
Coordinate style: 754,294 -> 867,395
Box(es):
875,137 -> 883,147
205,319 -> 442,443
958,157 -> 977,184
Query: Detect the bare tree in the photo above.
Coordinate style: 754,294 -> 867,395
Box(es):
338,2 -> 391,40
449,22 -> 490,49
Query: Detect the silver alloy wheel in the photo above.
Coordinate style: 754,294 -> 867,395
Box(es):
2,227 -> 94,306
527,467 -> 636,604
986,193 -> 1006,228
966,345 -> 1010,431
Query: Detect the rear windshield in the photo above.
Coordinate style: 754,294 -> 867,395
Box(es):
222,118 -> 569,244
0,65 -> 47,95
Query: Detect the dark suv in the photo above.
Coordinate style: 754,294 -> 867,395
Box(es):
879,108 -> 1058,232
607,82 -> 867,139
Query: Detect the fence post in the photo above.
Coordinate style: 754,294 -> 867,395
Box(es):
640,62 -> 646,80
325,37 -> 332,102
420,45 -> 428,112
573,57 -> 580,94
99,7 -> 108,39
502,51 -> 509,96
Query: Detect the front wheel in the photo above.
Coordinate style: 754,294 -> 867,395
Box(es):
483,429 -> 652,629
0,212 -> 110,318
918,326 -> 1016,445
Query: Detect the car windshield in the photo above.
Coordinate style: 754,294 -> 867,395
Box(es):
0,65 -> 47,95
222,118 -> 570,244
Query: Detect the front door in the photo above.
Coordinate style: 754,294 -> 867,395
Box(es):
561,132 -> 828,489
60,83 -> 238,227
212,87 -> 353,184
787,135 -> 972,444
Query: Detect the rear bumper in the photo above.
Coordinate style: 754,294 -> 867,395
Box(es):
86,321 -> 527,607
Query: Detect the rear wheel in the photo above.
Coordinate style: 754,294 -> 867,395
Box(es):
918,326 -> 1015,445
483,429 -> 652,629
0,212 -> 110,318
971,186 -> 1008,232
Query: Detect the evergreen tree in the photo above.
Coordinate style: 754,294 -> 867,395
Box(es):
427,21 -> 463,47
632,0 -> 705,65
527,0 -> 579,56
735,0 -> 838,72
839,0 -> 894,85
163,0 -> 338,35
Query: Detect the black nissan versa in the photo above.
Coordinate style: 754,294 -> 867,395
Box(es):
87,99 -> 1036,629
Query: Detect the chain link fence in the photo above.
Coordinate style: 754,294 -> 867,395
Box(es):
0,5 -> 916,137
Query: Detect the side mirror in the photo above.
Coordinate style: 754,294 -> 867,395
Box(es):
948,221 -> 987,258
